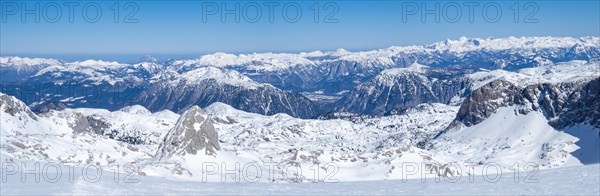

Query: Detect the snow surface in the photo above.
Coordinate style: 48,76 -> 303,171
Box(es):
1,44 -> 600,193
139,102 -> 460,182
1,159 -> 598,195
433,106 -> 599,168
1,94 -> 178,165
2,90 -> 598,184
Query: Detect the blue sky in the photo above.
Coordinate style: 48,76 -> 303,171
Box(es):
1,0 -> 599,62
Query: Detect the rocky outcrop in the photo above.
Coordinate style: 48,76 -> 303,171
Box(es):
452,77 -> 600,128
155,106 -> 220,160
0,93 -> 38,120
549,78 -> 600,129
69,114 -> 110,135
455,79 -> 522,126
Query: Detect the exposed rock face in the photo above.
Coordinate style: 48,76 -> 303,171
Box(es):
60,112 -> 150,144
155,106 -> 220,160
0,93 -> 38,120
549,78 -> 600,129
69,114 -> 110,135
455,80 -> 522,126
453,77 -> 600,129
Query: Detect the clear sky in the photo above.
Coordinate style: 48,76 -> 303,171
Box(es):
1,0 -> 599,62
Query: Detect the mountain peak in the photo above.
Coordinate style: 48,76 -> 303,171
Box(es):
0,93 -> 38,121
176,66 -> 264,88
154,105 -> 221,160
139,55 -> 158,63
0,56 -> 62,68
379,62 -> 428,77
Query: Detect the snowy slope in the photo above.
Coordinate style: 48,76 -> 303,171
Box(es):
41,105 -> 178,145
2,91 -> 461,182
432,106 -> 598,168
1,90 -> 598,184
139,102 -> 462,182
2,159 -> 598,195
1,93 -> 177,165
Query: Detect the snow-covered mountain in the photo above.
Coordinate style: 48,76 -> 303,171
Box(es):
171,36 -> 600,94
139,101 -> 462,182
1,77 -> 598,183
2,36 -> 599,118
429,60 -> 600,167
452,60 -> 600,128
1,36 -> 599,185
154,105 -> 221,161
0,93 -> 167,164
0,57 -> 63,82
335,63 -> 469,115
2,93 -> 596,183
1,90 -> 461,181
0,58 -> 321,118
0,57 -> 162,112
133,67 -> 323,118
336,60 -> 600,116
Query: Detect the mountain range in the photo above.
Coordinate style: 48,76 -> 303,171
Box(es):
1,36 -> 599,182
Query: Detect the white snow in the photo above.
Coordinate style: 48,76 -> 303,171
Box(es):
2,36 -> 600,194
117,105 -> 152,115
379,62 -> 428,76
375,62 -> 429,85
467,60 -> 600,90
129,36 -> 600,72
0,56 -> 62,68
1,159 -> 598,195
428,36 -> 599,53
433,106 -> 596,168
174,67 -> 268,89
173,52 -> 316,71
139,102 -> 465,182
